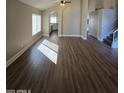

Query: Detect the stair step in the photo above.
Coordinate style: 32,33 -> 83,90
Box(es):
103,39 -> 113,46
103,33 -> 114,46
107,36 -> 113,41
110,33 -> 113,37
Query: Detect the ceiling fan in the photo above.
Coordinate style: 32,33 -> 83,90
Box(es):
60,0 -> 71,6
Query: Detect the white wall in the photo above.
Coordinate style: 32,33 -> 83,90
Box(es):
43,0 -> 81,37
88,0 -> 96,12
6,0 -> 42,60
103,0 -> 116,9
88,0 -> 118,12
80,0 -> 89,39
62,0 -> 81,36
88,12 -> 98,38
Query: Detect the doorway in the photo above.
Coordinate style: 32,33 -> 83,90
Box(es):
49,11 -> 58,37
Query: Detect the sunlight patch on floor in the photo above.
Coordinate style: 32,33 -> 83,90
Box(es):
37,39 -> 59,64
42,39 -> 58,52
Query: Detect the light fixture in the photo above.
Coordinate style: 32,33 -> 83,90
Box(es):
60,0 -> 71,6
60,0 -> 65,6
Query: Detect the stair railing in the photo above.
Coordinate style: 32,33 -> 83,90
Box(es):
111,29 -> 118,48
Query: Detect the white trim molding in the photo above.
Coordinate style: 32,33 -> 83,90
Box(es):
6,36 -> 42,68
80,35 -> 87,40
61,34 -> 81,37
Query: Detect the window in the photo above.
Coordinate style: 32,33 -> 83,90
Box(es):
32,14 -> 41,36
50,17 -> 57,23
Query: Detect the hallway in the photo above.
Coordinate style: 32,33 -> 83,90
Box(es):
7,35 -> 118,93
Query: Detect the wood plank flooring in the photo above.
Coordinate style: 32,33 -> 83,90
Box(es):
7,32 -> 118,93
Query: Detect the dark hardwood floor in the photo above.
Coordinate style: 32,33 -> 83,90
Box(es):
7,32 -> 118,93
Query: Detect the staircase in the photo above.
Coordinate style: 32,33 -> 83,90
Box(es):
103,33 -> 113,46
103,19 -> 118,47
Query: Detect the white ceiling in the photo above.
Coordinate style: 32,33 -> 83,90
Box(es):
18,0 -> 61,10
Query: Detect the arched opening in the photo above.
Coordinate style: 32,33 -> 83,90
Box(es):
49,11 -> 58,37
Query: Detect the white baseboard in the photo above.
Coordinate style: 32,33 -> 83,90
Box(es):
6,36 -> 42,68
58,35 -> 62,37
61,34 -> 81,37
80,35 -> 87,40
